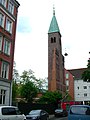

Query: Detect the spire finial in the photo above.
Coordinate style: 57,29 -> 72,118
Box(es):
53,4 -> 55,16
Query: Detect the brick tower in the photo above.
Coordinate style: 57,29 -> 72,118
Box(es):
48,8 -> 66,94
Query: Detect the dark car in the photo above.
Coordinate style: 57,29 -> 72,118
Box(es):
26,109 -> 49,120
54,108 -> 68,117
68,105 -> 90,120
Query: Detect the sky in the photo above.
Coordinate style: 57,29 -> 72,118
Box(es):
14,0 -> 90,79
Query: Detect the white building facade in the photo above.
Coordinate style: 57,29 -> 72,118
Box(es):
74,79 -> 90,102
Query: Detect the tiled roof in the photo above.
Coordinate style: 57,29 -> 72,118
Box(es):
68,68 -> 87,80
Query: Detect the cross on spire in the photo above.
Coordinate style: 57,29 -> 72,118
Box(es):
53,5 -> 55,16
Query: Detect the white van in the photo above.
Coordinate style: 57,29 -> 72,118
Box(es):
0,106 -> 26,120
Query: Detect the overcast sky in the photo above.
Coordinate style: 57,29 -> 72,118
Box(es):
14,0 -> 90,78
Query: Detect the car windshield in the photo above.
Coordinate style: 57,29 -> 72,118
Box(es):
70,106 -> 90,115
55,109 -> 63,112
29,110 -> 40,115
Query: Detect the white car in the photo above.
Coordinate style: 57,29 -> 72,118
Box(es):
0,106 -> 26,120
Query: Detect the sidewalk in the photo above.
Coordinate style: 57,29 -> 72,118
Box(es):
49,114 -> 54,119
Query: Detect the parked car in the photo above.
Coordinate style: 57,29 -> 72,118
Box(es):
0,106 -> 26,120
68,105 -> 90,120
54,108 -> 68,117
26,109 -> 49,120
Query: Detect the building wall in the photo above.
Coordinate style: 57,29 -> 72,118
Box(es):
0,0 -> 19,105
74,80 -> 90,102
0,80 -> 11,105
65,69 -> 74,100
48,32 -> 66,93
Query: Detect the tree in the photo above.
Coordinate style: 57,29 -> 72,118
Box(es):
20,70 -> 38,102
12,81 -> 18,101
20,81 -> 38,102
12,61 -> 20,101
82,58 -> 90,82
13,61 -> 20,83
37,91 -> 62,104
35,77 -> 48,92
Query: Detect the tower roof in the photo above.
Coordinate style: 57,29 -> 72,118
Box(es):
48,8 -> 60,33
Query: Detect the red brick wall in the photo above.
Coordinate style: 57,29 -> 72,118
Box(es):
65,69 -> 74,100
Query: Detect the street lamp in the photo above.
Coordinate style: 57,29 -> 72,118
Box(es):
64,52 -> 68,56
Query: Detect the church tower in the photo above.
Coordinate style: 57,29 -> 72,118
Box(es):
48,8 -> 66,94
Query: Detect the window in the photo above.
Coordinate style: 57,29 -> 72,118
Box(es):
0,35 -> 3,51
3,38 -> 11,55
83,86 -> 87,89
54,37 -> 56,42
0,0 -> 7,7
0,89 -> 6,104
77,87 -> 79,89
84,93 -> 87,97
51,37 -> 56,43
1,61 -> 9,79
6,18 -> 12,33
51,37 -> 53,43
2,108 -> 17,115
8,1 -> 14,14
66,80 -> 69,86
66,73 -> 69,79
66,86 -> 69,91
2,107 -> 22,115
70,106 -> 90,115
0,12 -> 5,27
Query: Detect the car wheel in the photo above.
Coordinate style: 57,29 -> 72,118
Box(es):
46,117 -> 49,120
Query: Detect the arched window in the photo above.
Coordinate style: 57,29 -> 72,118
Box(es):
51,37 -> 53,43
54,37 -> 56,42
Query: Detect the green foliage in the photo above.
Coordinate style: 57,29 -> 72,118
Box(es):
20,81 -> 38,102
13,61 -> 20,83
82,70 -> 90,82
12,63 -> 48,102
35,78 -> 48,92
20,70 -> 38,102
20,70 -> 36,84
12,61 -> 20,101
82,58 -> 90,82
87,59 -> 90,68
12,81 -> 18,101
37,91 -> 62,104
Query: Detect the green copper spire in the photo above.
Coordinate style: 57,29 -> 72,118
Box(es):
48,7 -> 60,33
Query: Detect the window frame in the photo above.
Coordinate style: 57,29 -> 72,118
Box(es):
0,35 -> 3,51
8,0 -> 14,15
0,0 -> 7,7
66,80 -> 69,86
1,61 -> 9,79
77,86 -> 79,89
83,86 -> 87,89
3,38 -> 11,55
6,18 -> 13,34
84,93 -> 87,97
0,12 -> 5,28
0,89 -> 6,105
66,73 -> 69,79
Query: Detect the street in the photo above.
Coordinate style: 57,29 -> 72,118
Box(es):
50,116 -> 68,120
